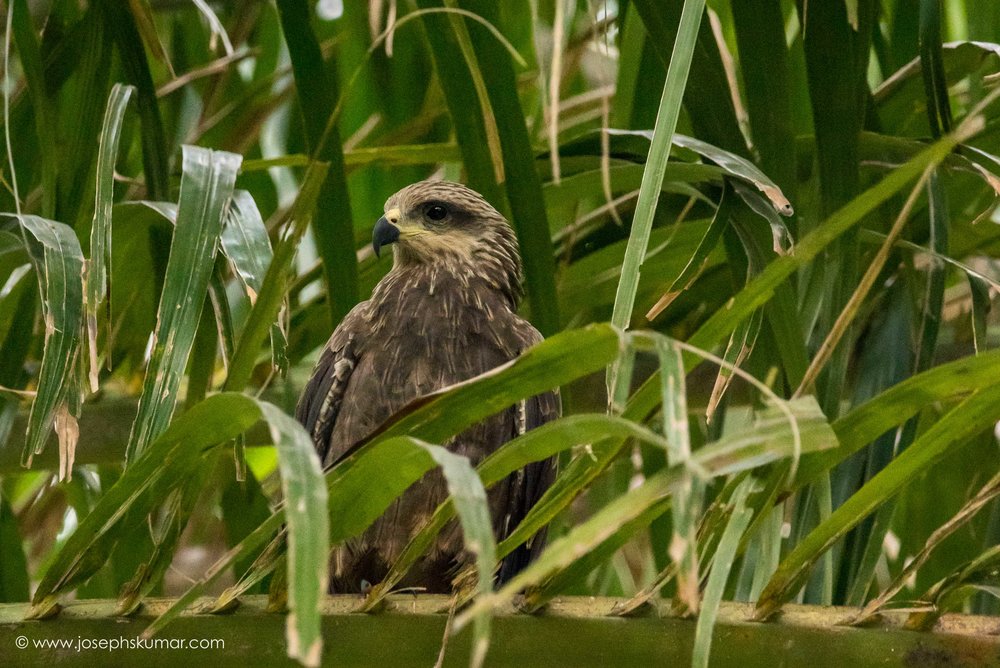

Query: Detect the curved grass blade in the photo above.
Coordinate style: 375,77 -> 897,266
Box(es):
544,162 -> 723,215
258,402 -> 328,668
127,146 -> 241,461
796,348 -> 1000,487
212,530 -> 288,613
362,414 -> 670,609
371,323 -> 622,445
7,216 -> 84,469
86,83 -> 135,392
454,405 -> 832,631
414,443 -> 495,668
115,463 -> 213,616
657,336 -> 702,612
755,383 -> 1000,620
524,498 -> 672,612
220,189 -> 288,374
30,393 -> 261,616
850,470 -> 1000,625
606,129 -> 793,216
625,115 -> 988,421
29,393 -> 327,667
146,326 -> 621,636
495,370 -> 830,600
646,187 -> 730,321
221,190 -> 271,303
126,194 -> 278,373
905,545 -> 1000,631
147,434 -> 493,664
224,161 -> 327,392
526,400 -> 833,614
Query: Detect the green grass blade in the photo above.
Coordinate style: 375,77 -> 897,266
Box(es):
803,0 -> 878,417
541,401 -> 832,614
630,0 -> 746,154
756,383 -> 1000,620
907,546 -> 1000,630
919,0 -> 953,135
363,414 -> 670,608
257,403 -> 328,668
221,189 -> 283,377
374,323 -> 622,444
221,190 -> 271,302
657,336 -> 702,611
127,146 -> 241,461
146,435 -> 494,650
853,471 -> 1000,624
797,348 -> 1000,486
608,0 -> 707,338
646,188 -> 730,320
125,0 -> 173,75
625,118 -> 982,423
142,511 -> 286,637
106,6 -> 170,201
730,0 -> 796,194
9,215 -> 84,469
85,83 -> 135,392
417,444 -> 496,668
612,4 -> 665,130
115,463 -> 214,616
29,392 -> 328,665
455,398 -> 833,630
276,0 -> 358,326
460,0 -> 560,335
692,477 -> 754,668
55,7 -> 111,230
29,393 -> 262,616
224,161 -> 328,392
10,0 -> 57,218
524,499 -> 672,611
671,135 -> 792,215
181,325 -> 624,620
412,0 -> 506,208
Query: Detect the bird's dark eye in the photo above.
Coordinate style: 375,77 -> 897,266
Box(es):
425,204 -> 448,221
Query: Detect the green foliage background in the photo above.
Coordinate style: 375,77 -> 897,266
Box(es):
2,0 -> 1000,665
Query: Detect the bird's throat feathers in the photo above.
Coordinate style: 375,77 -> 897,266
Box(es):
380,227 -> 523,310
371,245 -> 522,317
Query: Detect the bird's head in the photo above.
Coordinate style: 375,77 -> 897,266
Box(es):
372,180 -> 523,302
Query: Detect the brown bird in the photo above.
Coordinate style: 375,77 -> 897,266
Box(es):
296,180 -> 559,593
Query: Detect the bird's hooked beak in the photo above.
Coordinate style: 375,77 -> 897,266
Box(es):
372,208 -> 401,258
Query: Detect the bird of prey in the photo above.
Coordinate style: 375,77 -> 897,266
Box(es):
296,180 -> 559,593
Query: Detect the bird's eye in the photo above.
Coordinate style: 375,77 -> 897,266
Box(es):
425,204 -> 448,221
